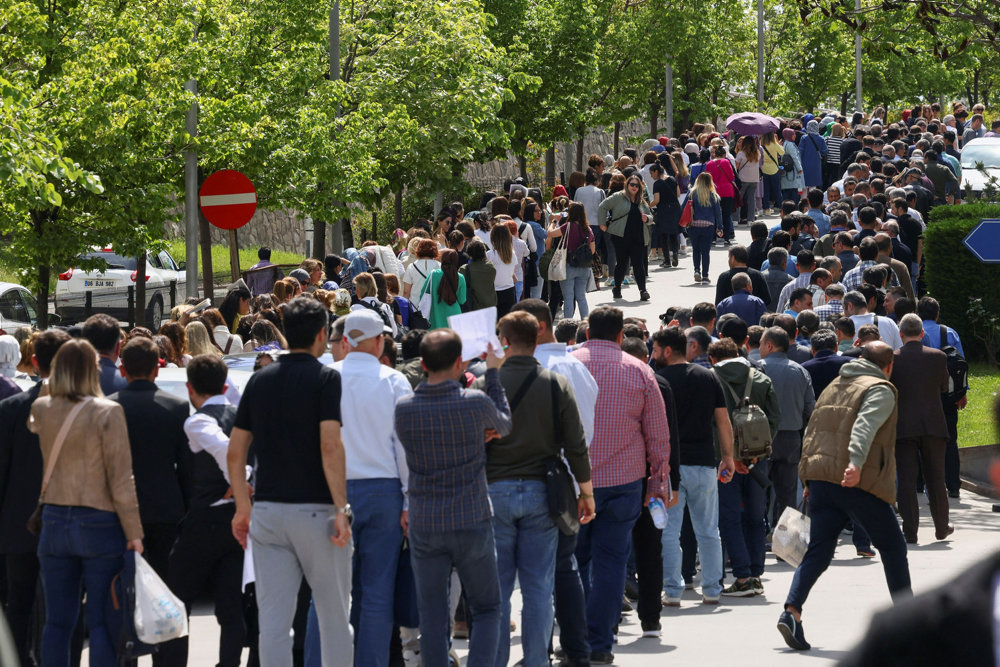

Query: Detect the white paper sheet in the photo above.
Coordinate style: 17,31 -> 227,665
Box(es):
448,307 -> 503,361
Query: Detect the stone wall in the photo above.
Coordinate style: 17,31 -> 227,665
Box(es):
163,208 -> 307,255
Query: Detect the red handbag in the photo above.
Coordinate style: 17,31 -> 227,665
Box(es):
679,200 -> 693,228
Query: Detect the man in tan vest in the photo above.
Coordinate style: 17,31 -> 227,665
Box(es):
777,342 -> 912,651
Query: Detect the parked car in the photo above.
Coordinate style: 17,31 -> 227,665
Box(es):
0,282 -> 45,335
54,248 -> 187,329
960,137 -> 1000,197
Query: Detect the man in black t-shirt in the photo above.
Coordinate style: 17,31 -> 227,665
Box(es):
228,297 -> 354,666
652,327 -> 735,605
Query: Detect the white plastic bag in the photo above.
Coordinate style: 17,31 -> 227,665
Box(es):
133,552 -> 189,644
772,505 -> 811,568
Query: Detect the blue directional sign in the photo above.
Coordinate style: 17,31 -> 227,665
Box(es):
963,219 -> 1000,263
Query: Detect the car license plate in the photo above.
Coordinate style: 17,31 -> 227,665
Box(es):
83,279 -> 117,288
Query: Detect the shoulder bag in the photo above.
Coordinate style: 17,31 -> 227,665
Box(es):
548,228 -> 569,282
679,199 -> 693,228
567,224 -> 594,268
27,398 -> 91,535
414,276 -> 433,329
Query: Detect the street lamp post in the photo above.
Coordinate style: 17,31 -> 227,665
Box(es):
855,0 -> 863,112
757,0 -> 764,106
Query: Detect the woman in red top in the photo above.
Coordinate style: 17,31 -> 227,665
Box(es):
704,144 -> 737,245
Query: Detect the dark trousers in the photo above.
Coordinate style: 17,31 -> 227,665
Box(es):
553,532 -> 589,661
630,503 -> 663,625
142,522 -> 179,667
159,505 -> 245,667
943,401 -> 960,494
660,232 -> 680,259
785,481 -> 911,612
496,287 -> 517,318
762,173 -> 782,209
681,508 -> 697,582
611,236 -> 647,292
717,460 -> 768,580
720,196 -> 734,240
546,280 -> 563,320
896,436 -> 950,540
4,551 -> 39,666
769,431 -> 802,528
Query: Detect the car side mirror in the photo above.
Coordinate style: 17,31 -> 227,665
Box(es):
177,261 -> 186,271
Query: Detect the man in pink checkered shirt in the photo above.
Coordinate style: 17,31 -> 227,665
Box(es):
571,306 -> 675,664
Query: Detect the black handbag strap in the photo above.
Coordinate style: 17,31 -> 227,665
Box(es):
551,375 -> 562,446
507,366 -> 541,414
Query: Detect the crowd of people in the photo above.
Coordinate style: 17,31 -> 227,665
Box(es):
0,99 -> 985,667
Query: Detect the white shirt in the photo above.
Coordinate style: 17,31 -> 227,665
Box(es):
183,395 -> 234,506
575,185 -> 606,228
512,237 -> 530,281
850,313 -> 903,350
330,352 -> 413,504
517,220 -> 537,254
213,326 -> 243,355
474,228 -> 493,249
535,342 -> 598,445
487,248 -> 518,290
402,259 -> 440,299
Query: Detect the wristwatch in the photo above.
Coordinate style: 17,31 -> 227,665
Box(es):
333,504 -> 354,525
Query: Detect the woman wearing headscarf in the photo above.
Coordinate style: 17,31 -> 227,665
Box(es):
425,249 -> 466,329
0,334 -> 21,399
596,173 -> 654,301
798,120 -> 828,189
779,127 -> 805,203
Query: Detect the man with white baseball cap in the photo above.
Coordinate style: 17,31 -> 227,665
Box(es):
320,309 -> 415,664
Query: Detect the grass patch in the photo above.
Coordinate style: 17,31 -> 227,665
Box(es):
959,362 -> 1000,448
165,240 -> 304,279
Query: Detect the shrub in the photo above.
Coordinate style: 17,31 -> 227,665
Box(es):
923,203 -> 1000,363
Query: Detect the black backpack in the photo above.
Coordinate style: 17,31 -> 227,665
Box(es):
938,325 -> 968,401
358,299 -> 393,330
780,150 -> 796,172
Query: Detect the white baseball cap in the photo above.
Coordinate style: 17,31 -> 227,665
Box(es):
342,310 -> 385,348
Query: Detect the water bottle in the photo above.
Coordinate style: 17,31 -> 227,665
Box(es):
648,497 -> 668,530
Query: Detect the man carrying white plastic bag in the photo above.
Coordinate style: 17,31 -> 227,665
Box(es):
134,552 -> 188,644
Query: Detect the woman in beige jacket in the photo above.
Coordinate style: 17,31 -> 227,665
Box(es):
29,339 -> 143,667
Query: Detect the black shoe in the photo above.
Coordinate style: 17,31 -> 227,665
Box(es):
640,290 -> 650,301
624,578 -> 639,601
948,490 -> 960,498
671,253 -> 678,267
612,288 -> 622,299
590,652 -> 615,665
640,620 -> 661,638
777,611 -> 811,650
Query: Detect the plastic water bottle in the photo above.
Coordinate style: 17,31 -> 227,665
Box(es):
648,497 -> 668,530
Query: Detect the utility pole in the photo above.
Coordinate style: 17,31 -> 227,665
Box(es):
757,0 -> 765,106
855,0 -> 863,112
664,61 -> 674,138
184,82 -> 198,296
328,1 -> 344,253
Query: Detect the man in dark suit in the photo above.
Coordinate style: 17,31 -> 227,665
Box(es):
82,313 -> 127,396
109,337 -> 190,581
890,313 -> 952,543
0,329 -> 70,666
715,245 -> 771,307
801,330 -> 851,397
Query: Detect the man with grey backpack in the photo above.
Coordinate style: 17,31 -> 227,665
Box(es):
709,339 -> 781,597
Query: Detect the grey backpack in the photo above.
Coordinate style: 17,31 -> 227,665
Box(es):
718,370 -> 772,460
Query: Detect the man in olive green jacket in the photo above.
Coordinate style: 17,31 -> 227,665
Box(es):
777,342 -> 912,651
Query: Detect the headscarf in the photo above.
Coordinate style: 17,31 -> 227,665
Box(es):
782,128 -> 796,142
0,335 -> 20,377
437,249 -> 461,306
552,185 -> 569,198
820,116 -> 835,128
806,120 -> 820,135
802,113 -> 815,124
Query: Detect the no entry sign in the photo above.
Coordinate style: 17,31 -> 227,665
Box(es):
199,170 -> 257,230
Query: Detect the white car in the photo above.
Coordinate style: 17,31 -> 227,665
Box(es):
960,137 -> 1000,197
55,248 -> 187,330
0,282 -> 45,336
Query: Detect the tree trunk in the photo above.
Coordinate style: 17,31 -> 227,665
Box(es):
36,264 -> 50,330
342,217 -> 355,249
135,252 -> 147,329
545,146 -> 556,190
576,135 -> 584,172
649,101 -> 659,139
312,214 -> 326,260
394,190 -> 403,234
518,154 -> 528,181
614,121 -> 621,157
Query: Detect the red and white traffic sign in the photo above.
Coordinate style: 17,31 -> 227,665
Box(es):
199,170 -> 257,230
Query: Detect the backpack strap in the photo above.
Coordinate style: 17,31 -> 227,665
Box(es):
223,336 -> 233,355
550,375 -> 562,446
939,324 -> 947,351
716,368 -> 744,408
508,366 -> 541,414
741,370 -> 755,405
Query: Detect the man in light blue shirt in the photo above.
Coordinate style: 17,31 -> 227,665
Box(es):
329,310 -> 414,666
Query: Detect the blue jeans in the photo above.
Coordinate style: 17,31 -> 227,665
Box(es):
718,460 -> 768,580
762,172 -> 782,210
688,226 -> 715,277
515,280 -> 524,302
529,263 -> 543,300
38,506 -> 125,667
575,480 -> 642,654
553,531 -> 588,661
489,480 -> 558,667
662,466 -> 723,598
562,264 -> 591,319
785,481 -> 911,612
410,520 -> 500,667
591,226 -> 616,271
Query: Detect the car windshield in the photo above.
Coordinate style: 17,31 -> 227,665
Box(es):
78,251 -> 136,270
960,145 -> 1000,169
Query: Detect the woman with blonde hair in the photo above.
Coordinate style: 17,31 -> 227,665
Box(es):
29,339 -> 143,665
596,173 -> 653,301
687,172 -> 723,284
760,131 -> 785,214
487,224 -> 518,317
351,272 -> 397,337
184,320 -> 221,357
734,135 -> 761,224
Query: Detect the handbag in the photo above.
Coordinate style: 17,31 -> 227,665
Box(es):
414,278 -> 433,329
548,228 -> 568,282
678,200 -> 693,228
772,504 -> 811,568
27,398 -> 90,535
566,224 -> 594,268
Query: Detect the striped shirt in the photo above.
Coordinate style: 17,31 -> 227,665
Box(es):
571,340 -> 672,496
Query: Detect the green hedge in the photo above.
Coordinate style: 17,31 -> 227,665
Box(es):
923,203 -> 1000,361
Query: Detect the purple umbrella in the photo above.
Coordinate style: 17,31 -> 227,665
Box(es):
725,112 -> 780,136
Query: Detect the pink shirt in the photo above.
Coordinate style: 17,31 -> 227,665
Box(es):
571,340 -> 671,496
705,158 -> 736,198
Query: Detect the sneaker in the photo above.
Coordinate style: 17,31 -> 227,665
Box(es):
590,652 -> 615,665
622,276 -> 634,286
721,579 -> 757,597
693,272 -> 701,283
777,610 -> 811,650
857,548 -> 876,558
684,579 -> 695,591
662,592 -> 681,607
621,596 -> 634,613
624,578 -> 639,601
605,278 -> 616,288
751,577 -> 764,595
701,276 -> 711,285
640,290 -> 650,301
640,620 -> 661,638
702,594 -> 720,605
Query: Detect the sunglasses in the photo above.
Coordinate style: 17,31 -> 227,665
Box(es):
628,184 -> 640,189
